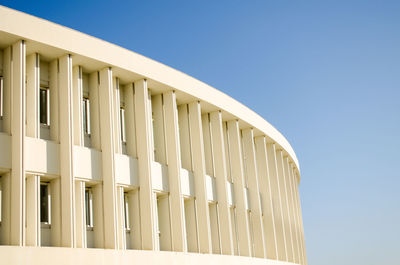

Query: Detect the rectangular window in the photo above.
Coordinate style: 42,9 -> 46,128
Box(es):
0,77 -> 3,118
40,183 -> 51,224
40,88 -> 50,125
124,193 -> 129,230
82,98 -> 91,135
85,188 -> 93,228
120,107 -> 126,143
0,179 -> 3,222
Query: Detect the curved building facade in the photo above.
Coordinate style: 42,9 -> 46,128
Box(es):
0,6 -> 307,265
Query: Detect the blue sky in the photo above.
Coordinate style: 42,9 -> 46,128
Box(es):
2,1 -> 399,264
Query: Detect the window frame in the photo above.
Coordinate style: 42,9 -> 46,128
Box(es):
0,179 -> 3,223
39,86 -> 50,126
85,188 -> 94,229
120,107 -> 126,143
0,76 -> 3,119
82,97 -> 91,135
123,192 -> 130,230
40,182 -> 51,225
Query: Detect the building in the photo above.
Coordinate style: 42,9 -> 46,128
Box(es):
0,6 -> 307,265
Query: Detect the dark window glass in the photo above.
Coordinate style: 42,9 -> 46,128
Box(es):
40,184 -> 48,223
83,98 -> 90,134
85,189 -> 91,226
0,77 -> 3,117
124,194 -> 129,229
120,108 -> 126,142
83,100 -> 87,134
40,89 -> 47,124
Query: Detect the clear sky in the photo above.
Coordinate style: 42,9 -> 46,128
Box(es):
2,1 -> 399,264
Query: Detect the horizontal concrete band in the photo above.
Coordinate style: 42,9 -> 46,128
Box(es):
0,246 -> 298,265
0,5 -> 299,173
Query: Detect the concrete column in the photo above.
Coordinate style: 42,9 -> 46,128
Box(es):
116,186 -> 126,250
0,173 -> 11,244
226,120 -> 251,256
152,94 -> 166,164
113,78 -> 122,154
286,160 -> 301,264
50,178 -> 61,246
72,66 -> 84,146
222,123 -> 232,183
49,59 -> 59,142
152,193 -> 160,250
266,143 -> 287,261
223,119 -> 237,254
58,54 -> 75,247
147,91 -> 154,161
177,105 -> 192,171
156,194 -> 172,250
127,189 -> 141,249
134,79 -> 156,250
163,91 -> 186,252
93,183 -> 104,248
209,203 -> 221,254
254,136 -> 278,260
282,156 -> 296,263
124,83 -> 137,158
10,40 -> 25,246
290,166 -> 305,265
188,101 -> 212,254
201,114 -> 213,177
202,114 -> 221,254
184,198 -> 198,252
230,206 -> 239,255
242,129 -> 266,258
276,149 -> 293,262
89,72 -> 100,150
2,47 -> 11,134
98,67 -> 118,249
25,174 -> 39,246
75,180 -> 86,248
209,111 -> 234,255
26,53 -> 39,138
292,169 -> 307,265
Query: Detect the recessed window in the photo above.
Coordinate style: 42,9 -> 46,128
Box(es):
0,77 -> 3,118
0,179 -> 3,222
40,183 -> 51,224
85,188 -> 93,228
120,107 -> 126,143
82,98 -> 91,135
124,193 -> 129,230
40,88 -> 50,125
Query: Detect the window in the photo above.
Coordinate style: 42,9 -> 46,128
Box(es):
40,183 -> 51,224
0,179 -> 2,223
124,193 -> 129,230
120,107 -> 126,143
0,77 -> 3,118
85,188 -> 93,228
82,98 -> 90,135
40,88 -> 50,125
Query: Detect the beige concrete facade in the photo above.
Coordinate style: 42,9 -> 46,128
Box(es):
0,5 -> 307,265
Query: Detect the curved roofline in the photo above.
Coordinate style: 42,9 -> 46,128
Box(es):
0,5 -> 300,173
